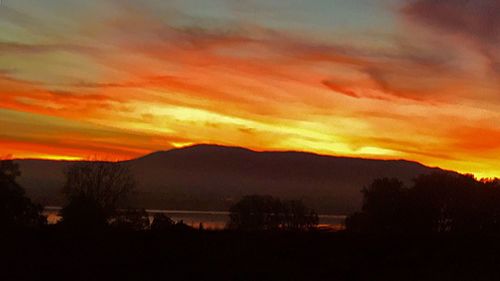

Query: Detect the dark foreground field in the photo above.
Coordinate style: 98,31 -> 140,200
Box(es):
2,228 -> 500,281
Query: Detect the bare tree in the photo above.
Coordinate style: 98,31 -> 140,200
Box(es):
61,161 -> 136,227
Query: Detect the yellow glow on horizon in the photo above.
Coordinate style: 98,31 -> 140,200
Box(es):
171,142 -> 195,148
14,154 -> 84,161
9,143 -> 499,180
1,0 -> 499,180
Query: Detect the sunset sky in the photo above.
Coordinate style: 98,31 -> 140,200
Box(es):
0,0 -> 499,178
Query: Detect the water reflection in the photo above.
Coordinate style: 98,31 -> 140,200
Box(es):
43,207 -> 346,231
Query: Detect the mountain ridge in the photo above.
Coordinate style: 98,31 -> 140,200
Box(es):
136,144 -> 435,166
14,144 -> 449,214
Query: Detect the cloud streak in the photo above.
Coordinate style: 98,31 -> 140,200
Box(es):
0,0 -> 499,177
404,0 -> 500,76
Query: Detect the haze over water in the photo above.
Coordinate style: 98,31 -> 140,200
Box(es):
43,208 -> 346,230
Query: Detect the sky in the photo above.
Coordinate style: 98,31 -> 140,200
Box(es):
0,0 -> 499,178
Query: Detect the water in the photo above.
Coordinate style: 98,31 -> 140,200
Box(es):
43,207 -> 346,231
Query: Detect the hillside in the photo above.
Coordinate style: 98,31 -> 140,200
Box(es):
15,144 -> 445,214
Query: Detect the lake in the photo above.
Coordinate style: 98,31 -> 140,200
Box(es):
43,207 -> 346,231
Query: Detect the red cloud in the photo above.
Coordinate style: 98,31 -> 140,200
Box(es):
403,0 -> 500,75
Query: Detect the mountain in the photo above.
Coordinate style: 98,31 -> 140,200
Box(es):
15,144 -> 446,214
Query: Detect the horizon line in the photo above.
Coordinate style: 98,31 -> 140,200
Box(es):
4,143 -> 498,179
7,142 -> 425,164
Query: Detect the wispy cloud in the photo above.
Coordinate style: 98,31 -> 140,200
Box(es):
403,0 -> 500,76
0,0 -> 499,177
0,41 -> 94,54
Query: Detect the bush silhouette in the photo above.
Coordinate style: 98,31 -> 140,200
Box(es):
59,195 -> 108,230
228,195 -> 318,231
151,213 -> 175,231
0,160 -> 45,229
110,208 -> 150,231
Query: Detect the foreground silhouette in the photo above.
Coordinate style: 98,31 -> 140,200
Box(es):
4,158 -> 500,280
4,226 -> 500,281
0,160 -> 45,229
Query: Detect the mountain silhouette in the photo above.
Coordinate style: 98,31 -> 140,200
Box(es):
15,144 -> 446,214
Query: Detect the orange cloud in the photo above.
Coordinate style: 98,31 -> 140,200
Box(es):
0,0 -> 499,178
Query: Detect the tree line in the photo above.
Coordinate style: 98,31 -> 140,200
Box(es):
0,160 -> 318,232
346,173 -> 500,234
3,158 -> 500,234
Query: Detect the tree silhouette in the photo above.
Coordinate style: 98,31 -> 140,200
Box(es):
228,195 -> 318,231
359,178 -> 412,234
0,160 -> 45,229
478,178 -> 500,233
409,173 -> 478,233
346,172 -> 500,234
229,195 -> 281,231
60,161 -> 136,229
282,200 -> 319,231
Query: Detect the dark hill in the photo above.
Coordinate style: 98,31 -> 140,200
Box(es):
15,144 -> 445,214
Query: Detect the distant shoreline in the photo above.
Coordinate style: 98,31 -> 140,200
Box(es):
43,206 -> 347,219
